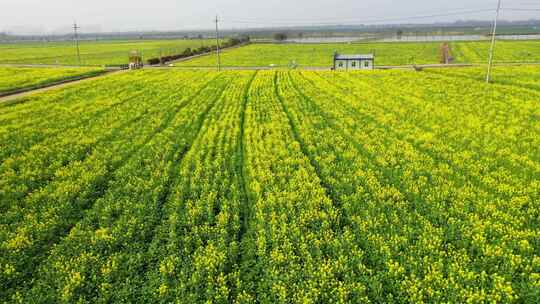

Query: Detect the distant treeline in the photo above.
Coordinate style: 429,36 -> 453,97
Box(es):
146,36 -> 250,65
1,20 -> 539,43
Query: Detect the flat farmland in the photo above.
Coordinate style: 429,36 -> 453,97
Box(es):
176,42 -> 442,67
176,40 -> 540,67
0,67 -> 106,95
1,67 -> 539,303
451,40 -> 540,63
0,39 -> 216,66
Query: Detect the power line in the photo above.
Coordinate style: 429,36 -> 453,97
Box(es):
503,8 -> 540,11
220,5 -> 538,28
222,9 -> 495,27
222,6 -> 494,23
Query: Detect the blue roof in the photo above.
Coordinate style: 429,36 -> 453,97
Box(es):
335,54 -> 374,60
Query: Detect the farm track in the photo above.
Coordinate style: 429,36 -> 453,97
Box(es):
228,71 -> 259,302
0,69 -> 109,98
0,64 -> 107,69
233,71 -> 258,283
0,69 -> 123,104
143,61 -> 540,72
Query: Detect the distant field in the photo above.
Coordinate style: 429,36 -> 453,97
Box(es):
451,40 -> 540,63
3,39 -> 538,68
0,67 -> 105,95
0,39 -> 216,66
176,40 -> 540,67
176,42 -> 442,67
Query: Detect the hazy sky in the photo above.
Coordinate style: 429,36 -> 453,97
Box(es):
1,0 -> 538,34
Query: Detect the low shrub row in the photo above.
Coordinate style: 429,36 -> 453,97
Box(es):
147,37 -> 250,65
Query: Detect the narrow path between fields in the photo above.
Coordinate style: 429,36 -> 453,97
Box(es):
234,71 -> 258,251
0,69 -> 125,104
144,61 -> 540,71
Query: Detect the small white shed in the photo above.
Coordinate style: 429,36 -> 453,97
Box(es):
333,53 -> 374,70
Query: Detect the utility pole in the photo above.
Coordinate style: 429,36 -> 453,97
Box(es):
215,15 -> 221,71
73,21 -> 81,66
486,0 -> 502,83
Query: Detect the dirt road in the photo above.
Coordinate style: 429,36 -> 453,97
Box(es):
0,70 -> 124,104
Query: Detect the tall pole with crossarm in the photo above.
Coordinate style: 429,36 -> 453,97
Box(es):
215,15 -> 221,71
486,0 -> 502,83
73,21 -> 81,66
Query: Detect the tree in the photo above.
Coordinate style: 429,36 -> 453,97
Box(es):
274,32 -> 288,41
396,29 -> 403,40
